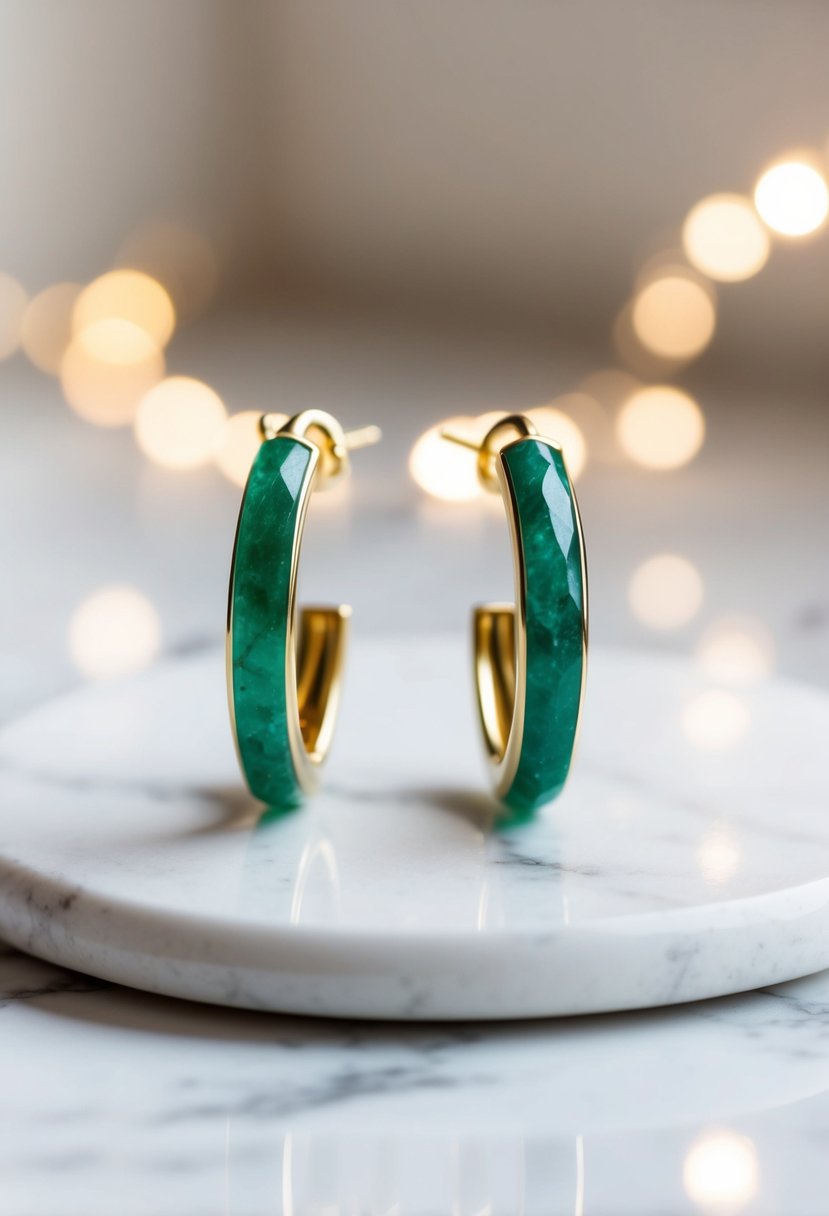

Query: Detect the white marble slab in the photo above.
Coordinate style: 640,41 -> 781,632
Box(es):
4,937 -> 829,1215
1,639 -> 829,1019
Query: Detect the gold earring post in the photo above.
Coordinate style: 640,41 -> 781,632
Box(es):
439,429 -> 480,451
341,424 -> 382,451
440,414 -> 538,493
260,414 -> 382,449
259,410 -> 381,488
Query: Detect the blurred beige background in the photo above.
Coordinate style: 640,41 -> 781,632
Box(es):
3,1 -> 829,383
0,0 -> 827,719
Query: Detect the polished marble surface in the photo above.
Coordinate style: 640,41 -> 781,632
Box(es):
5,937 -> 829,1214
3,639 -> 829,1021
2,311 -> 829,1209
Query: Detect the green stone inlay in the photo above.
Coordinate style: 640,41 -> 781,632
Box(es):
229,435 -> 315,808
500,438 -> 586,814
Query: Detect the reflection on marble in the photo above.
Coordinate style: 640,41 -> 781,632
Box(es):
4,939 -> 829,1214
2,640 -> 829,1017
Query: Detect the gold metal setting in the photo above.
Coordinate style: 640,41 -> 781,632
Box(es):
260,409 -> 381,490
280,411 -> 380,792
441,413 -> 538,493
479,448 -> 531,797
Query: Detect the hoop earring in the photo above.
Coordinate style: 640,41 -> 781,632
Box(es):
441,414 -> 588,814
227,409 -> 380,807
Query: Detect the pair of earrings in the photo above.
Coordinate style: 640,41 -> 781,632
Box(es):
227,409 -> 587,816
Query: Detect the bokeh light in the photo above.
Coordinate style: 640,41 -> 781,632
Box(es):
409,418 -> 483,502
549,391 -> 619,466
754,160 -> 829,236
628,554 -> 704,630
0,272 -> 28,361
77,318 -> 159,365
578,370 -> 641,463
134,376 -> 227,469
617,385 -> 705,470
683,1130 -> 759,1208
631,272 -> 716,360
73,270 -> 176,347
681,690 -> 751,750
215,410 -> 270,487
696,617 -> 775,685
309,475 -> 354,512
116,220 -> 218,319
579,368 -> 640,411
68,585 -> 162,680
21,282 -> 81,375
614,302 -> 691,379
527,406 -> 587,478
696,825 -> 740,885
683,194 -> 770,282
60,321 -> 165,426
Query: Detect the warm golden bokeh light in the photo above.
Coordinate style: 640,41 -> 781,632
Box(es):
60,321 -> 165,426
21,282 -> 81,375
628,554 -> 704,631
696,825 -> 740,885
308,474 -> 353,513
696,617 -> 775,685
547,390 -> 619,465
214,410 -> 272,487
409,418 -> 483,502
617,385 -> 705,470
631,273 -> 716,360
551,390 -> 605,431
73,269 -> 176,347
116,220 -> 218,319
134,376 -> 227,469
68,585 -> 162,680
0,272 -> 28,361
681,690 -> 751,750
579,368 -> 640,410
527,407 -> 587,479
754,160 -> 829,236
683,194 -> 770,282
613,302 -> 687,379
77,318 -> 160,365
683,1130 -> 759,1208
577,371 -> 641,464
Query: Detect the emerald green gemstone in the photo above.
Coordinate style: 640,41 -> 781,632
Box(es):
500,439 -> 586,814
229,435 -> 315,808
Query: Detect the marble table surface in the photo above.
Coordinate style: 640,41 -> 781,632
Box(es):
3,641 -> 829,1026
3,311 -> 829,1213
5,938 -> 829,1214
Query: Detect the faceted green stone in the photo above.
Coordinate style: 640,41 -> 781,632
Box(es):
500,438 -> 586,814
229,435 -> 315,808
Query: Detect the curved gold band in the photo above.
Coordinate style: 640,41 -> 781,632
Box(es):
227,410 -> 379,806
474,452 -> 530,799
444,414 -> 588,812
289,604 -> 351,792
474,604 -> 519,772
278,410 -> 379,793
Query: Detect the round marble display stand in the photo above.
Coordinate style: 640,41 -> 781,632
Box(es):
1,639 -> 829,1021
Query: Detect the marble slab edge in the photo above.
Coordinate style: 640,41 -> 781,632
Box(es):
2,855 -> 829,1020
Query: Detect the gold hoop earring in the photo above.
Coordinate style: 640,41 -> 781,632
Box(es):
227,409 -> 380,808
441,414 -> 588,814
